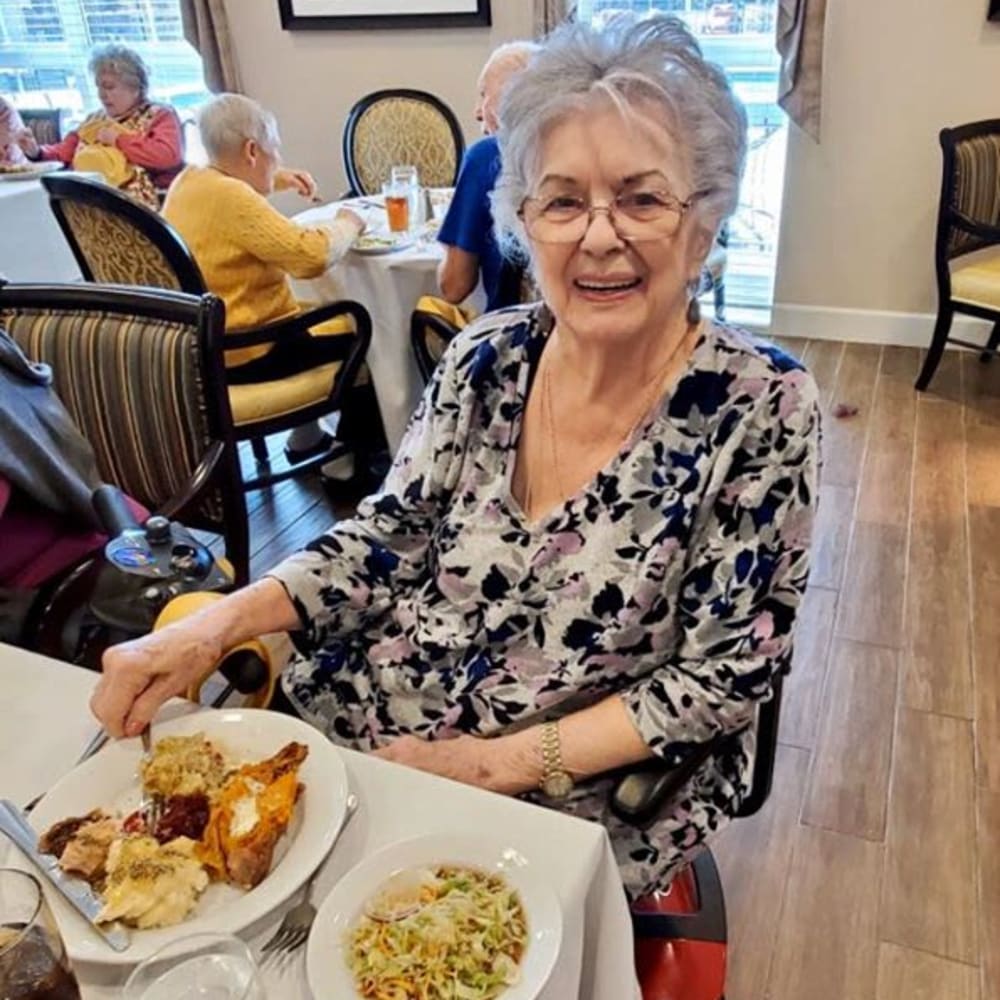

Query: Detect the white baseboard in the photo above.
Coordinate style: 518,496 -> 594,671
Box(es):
770,303 -> 993,349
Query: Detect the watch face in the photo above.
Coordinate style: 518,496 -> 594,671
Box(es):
542,771 -> 574,799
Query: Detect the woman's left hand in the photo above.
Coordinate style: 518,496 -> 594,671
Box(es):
372,734 -> 537,796
95,126 -> 119,146
275,167 -> 318,199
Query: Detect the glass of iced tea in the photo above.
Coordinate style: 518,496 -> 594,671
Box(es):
382,181 -> 410,233
0,868 -> 81,1000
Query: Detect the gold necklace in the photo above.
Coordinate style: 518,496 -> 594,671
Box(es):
536,320 -> 700,506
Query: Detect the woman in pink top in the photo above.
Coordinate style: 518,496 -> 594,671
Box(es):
18,43 -> 183,209
0,98 -> 28,167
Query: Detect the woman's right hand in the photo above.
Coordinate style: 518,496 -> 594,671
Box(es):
90,623 -> 225,739
15,128 -> 39,157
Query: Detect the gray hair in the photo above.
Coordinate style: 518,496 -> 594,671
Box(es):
197,94 -> 281,162
493,16 -> 747,252
89,43 -> 149,99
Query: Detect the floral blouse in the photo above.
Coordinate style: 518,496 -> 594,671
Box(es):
268,304 -> 820,898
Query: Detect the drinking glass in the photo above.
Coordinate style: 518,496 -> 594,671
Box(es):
390,164 -> 419,189
390,165 -> 424,226
428,187 -> 453,223
0,868 -> 81,1000
382,181 -> 411,233
123,933 -> 264,1000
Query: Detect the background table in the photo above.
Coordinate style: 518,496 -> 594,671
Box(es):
291,201 -> 483,454
0,644 -> 640,999
0,178 -> 81,283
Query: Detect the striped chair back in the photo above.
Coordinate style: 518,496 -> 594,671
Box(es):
940,123 -> 1000,261
0,284 -> 246,578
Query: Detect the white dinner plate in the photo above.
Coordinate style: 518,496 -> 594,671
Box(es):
306,833 -> 563,1000
352,232 -> 414,255
22,708 -> 349,966
0,161 -> 62,182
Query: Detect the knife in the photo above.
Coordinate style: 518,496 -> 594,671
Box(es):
0,799 -> 130,952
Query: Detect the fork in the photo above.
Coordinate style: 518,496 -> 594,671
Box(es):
138,726 -> 163,829
260,793 -> 359,967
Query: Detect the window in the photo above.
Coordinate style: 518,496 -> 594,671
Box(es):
0,0 -> 208,131
577,0 -> 787,319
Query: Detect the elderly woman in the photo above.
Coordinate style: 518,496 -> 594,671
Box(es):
17,44 -> 182,209
0,98 -> 28,167
91,17 -> 819,899
163,93 -> 365,463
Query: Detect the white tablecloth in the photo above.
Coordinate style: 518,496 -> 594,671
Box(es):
290,201 -> 483,454
0,644 -> 640,1000
0,178 -> 81,283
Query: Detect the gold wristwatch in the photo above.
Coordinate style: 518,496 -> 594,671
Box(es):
540,721 -> 574,799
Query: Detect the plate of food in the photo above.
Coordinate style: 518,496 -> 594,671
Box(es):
306,834 -> 562,1000
0,161 -> 62,181
352,232 -> 414,255
23,708 -> 349,965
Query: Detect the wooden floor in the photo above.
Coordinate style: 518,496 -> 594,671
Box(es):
235,339 -> 999,1000
713,339 -> 998,1000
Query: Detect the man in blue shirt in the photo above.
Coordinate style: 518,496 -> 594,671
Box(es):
437,42 -> 537,313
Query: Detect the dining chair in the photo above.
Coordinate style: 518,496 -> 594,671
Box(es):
410,295 -> 471,383
19,108 -> 62,146
39,173 -> 373,492
342,89 -> 465,197
0,279 -> 250,584
916,118 -> 1000,390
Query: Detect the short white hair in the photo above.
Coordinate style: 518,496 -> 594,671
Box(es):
482,40 -> 539,81
197,93 -> 281,162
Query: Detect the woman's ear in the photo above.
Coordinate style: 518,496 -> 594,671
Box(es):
244,138 -> 258,165
686,225 -> 715,286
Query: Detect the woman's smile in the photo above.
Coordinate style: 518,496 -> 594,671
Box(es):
572,272 -> 644,302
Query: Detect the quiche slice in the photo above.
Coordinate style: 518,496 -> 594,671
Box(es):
197,741 -> 308,889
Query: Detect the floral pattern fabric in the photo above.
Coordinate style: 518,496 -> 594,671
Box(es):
268,304 -> 820,898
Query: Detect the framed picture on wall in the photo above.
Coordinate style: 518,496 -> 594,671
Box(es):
278,0 -> 491,30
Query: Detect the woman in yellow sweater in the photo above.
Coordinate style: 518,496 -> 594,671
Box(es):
164,93 -> 364,372
164,94 -> 365,464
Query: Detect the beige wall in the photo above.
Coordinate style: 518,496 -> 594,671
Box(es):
775,0 -> 1000,316
224,0 -> 999,322
222,0 -> 534,200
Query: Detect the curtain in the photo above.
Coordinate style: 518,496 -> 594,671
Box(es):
534,0 -> 576,38
180,0 -> 242,94
776,0 -> 827,141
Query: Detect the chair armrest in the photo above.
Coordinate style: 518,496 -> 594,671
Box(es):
950,209 -> 1000,244
224,300 -> 370,350
608,731 -> 739,827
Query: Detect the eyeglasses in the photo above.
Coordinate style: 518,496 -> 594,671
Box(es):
519,188 -> 709,244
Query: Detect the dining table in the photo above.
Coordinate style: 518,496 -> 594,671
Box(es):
0,643 -> 641,999
291,194 -> 484,455
0,175 -> 81,283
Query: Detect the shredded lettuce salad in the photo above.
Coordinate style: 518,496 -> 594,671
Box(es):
347,865 -> 528,1000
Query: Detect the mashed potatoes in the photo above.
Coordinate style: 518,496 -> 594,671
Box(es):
98,835 -> 208,929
